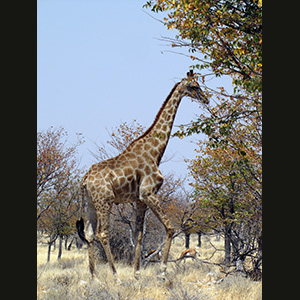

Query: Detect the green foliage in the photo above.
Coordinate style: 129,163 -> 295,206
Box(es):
143,0 -> 262,94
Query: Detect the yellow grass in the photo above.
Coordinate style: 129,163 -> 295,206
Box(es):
37,234 -> 262,300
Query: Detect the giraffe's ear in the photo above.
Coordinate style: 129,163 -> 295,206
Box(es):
187,70 -> 194,78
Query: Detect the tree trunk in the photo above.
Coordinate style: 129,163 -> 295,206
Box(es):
197,231 -> 202,247
67,236 -> 75,251
47,242 -> 52,263
75,236 -> 83,250
58,235 -> 63,259
64,236 -> 68,250
47,237 -> 56,263
224,224 -> 232,266
251,235 -> 262,280
185,231 -> 190,249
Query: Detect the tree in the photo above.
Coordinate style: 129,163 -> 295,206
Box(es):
37,127 -> 84,220
37,127 -> 84,261
91,119 -> 145,161
188,135 -> 262,276
143,0 -> 262,278
165,189 -> 197,249
143,0 -> 262,94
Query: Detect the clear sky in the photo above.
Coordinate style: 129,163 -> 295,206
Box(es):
37,0 -> 232,186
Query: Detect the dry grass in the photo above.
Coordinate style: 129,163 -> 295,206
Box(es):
37,234 -> 262,300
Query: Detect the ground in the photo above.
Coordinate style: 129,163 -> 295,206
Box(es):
37,233 -> 262,300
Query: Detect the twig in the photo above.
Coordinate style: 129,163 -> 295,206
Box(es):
146,256 -> 197,264
141,9 -> 164,24
142,229 -> 184,267
143,242 -> 165,267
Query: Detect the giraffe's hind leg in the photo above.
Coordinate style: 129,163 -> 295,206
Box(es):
88,241 -> 95,276
84,191 -> 98,277
76,217 -> 96,277
77,217 -> 97,277
95,201 -> 117,274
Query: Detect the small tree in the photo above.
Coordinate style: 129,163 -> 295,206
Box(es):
37,127 -> 84,261
188,136 -> 261,276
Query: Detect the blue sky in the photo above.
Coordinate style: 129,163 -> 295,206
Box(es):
37,0 -> 232,185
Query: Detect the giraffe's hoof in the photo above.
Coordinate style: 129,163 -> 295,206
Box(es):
92,277 -> 101,283
116,277 -> 122,284
113,274 -> 122,284
157,272 -> 167,281
133,271 -> 141,280
89,276 -> 103,287
159,263 -> 167,277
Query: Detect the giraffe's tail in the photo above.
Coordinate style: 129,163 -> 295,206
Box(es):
76,217 -> 90,245
76,181 -> 90,245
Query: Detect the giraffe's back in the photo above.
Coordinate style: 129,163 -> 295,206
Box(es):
83,154 -> 140,203
83,150 -> 162,204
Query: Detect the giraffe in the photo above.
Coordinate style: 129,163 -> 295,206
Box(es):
76,70 -> 209,278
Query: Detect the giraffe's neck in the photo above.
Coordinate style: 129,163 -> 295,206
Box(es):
127,82 -> 183,165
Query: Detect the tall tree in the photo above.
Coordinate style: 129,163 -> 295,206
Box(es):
144,0 -> 262,94
143,0 -> 262,278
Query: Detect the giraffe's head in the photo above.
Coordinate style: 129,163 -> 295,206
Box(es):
180,70 -> 209,105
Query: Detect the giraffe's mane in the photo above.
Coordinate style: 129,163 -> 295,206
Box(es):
126,81 -> 180,149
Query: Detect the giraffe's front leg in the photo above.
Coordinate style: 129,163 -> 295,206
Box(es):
141,194 -> 175,276
133,201 -> 147,278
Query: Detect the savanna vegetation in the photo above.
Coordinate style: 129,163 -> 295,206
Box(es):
37,233 -> 262,300
37,0 -> 262,298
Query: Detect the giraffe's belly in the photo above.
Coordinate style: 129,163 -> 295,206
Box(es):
112,177 -> 139,203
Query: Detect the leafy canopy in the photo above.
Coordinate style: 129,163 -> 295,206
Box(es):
143,0 -> 262,94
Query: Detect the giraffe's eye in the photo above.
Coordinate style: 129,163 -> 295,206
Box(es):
187,86 -> 198,93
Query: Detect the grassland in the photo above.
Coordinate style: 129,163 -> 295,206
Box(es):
37,233 -> 262,300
